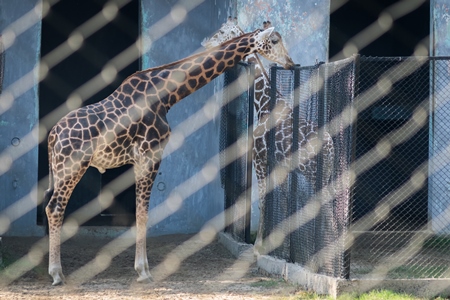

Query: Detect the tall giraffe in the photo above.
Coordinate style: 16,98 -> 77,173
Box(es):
44,27 -> 294,285
202,22 -> 335,251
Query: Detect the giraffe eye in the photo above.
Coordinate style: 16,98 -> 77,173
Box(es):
271,39 -> 279,45
219,30 -> 224,34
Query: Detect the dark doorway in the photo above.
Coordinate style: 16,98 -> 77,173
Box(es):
329,0 -> 430,58
330,1 -> 430,230
38,0 -> 140,226
353,58 -> 429,230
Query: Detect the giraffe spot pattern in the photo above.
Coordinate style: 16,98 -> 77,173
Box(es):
44,28 -> 295,285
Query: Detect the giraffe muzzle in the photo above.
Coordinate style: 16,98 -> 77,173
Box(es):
282,56 -> 295,69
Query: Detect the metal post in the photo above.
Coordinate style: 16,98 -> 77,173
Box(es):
245,62 -> 255,244
317,63 -> 326,195
290,64 -> 301,261
344,54 -> 360,279
265,64 -> 278,243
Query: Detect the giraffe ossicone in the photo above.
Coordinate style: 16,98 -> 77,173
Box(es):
44,27 -> 295,286
202,22 -> 335,254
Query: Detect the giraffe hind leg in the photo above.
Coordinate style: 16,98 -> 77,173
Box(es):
43,187 -> 53,235
46,189 -> 66,286
46,165 -> 88,285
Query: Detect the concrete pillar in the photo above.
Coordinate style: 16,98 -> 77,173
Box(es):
429,0 -> 450,234
0,0 -> 43,236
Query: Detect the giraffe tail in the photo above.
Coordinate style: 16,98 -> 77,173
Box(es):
43,130 -> 56,235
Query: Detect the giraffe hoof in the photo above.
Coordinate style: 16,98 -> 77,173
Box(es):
51,274 -> 65,286
136,274 -> 153,283
52,279 -> 64,286
49,268 -> 65,286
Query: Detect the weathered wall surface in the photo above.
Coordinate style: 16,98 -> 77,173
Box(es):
0,0 -> 43,236
237,0 -> 330,66
140,0 -> 236,236
0,0 -> 331,237
431,0 -> 450,56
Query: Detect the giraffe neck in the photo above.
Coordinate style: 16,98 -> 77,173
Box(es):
247,56 -> 271,120
135,31 -> 258,110
202,26 -> 272,120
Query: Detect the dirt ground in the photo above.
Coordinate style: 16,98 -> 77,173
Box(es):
0,233 -> 305,300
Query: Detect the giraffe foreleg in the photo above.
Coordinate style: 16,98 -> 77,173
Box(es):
133,154 -> 159,283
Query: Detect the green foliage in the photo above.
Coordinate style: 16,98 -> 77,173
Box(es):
387,265 -> 448,279
250,279 -> 283,288
423,236 -> 450,251
337,289 -> 448,300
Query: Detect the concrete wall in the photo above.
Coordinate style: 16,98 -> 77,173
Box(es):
0,0 -> 236,237
0,0 -> 43,236
237,0 -> 330,65
140,0 -> 236,235
0,0 -> 330,237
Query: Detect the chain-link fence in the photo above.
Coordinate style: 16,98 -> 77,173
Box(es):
262,58 -> 355,279
1,0 -> 446,298
349,56 -> 450,280
222,55 -> 450,281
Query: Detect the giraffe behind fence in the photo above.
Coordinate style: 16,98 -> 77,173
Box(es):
202,21 -> 335,252
44,27 -> 294,286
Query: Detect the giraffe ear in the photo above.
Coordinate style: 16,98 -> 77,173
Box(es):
257,27 -> 274,40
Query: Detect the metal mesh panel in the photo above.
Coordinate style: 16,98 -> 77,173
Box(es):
322,57 -> 356,278
264,65 -> 295,260
349,57 -> 450,280
222,55 -> 450,281
220,62 -> 254,243
289,65 -> 320,268
352,57 -> 429,231
298,66 -> 320,122
260,60 -> 355,277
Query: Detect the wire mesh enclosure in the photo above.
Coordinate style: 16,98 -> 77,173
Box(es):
221,55 -> 450,281
220,62 -> 255,243
262,58 -> 355,278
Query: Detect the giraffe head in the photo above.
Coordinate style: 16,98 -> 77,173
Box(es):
253,28 -> 294,69
203,23 -> 294,70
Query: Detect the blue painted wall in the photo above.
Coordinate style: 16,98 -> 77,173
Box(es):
431,0 -> 450,56
237,0 -> 330,65
0,0 -> 43,236
140,0 -> 236,235
0,0 -> 331,237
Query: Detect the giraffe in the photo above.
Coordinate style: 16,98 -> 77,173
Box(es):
202,22 -> 335,251
44,27 -> 295,286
